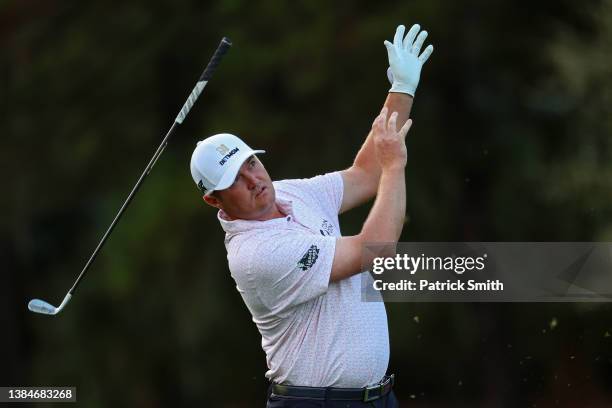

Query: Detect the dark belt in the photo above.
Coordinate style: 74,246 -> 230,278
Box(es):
271,374 -> 394,403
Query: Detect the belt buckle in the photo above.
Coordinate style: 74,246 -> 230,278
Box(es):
363,383 -> 383,403
363,375 -> 394,402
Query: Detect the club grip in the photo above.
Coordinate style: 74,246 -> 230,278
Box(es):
199,37 -> 232,82
174,37 -> 232,124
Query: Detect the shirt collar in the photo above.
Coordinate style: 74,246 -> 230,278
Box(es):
218,197 -> 294,234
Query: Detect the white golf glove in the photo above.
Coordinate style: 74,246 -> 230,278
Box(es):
385,24 -> 434,96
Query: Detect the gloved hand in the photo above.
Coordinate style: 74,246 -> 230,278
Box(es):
385,24 -> 434,96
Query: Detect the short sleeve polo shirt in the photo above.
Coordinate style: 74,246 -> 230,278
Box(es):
219,171 -> 389,388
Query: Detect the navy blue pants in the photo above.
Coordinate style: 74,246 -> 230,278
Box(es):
266,389 -> 399,407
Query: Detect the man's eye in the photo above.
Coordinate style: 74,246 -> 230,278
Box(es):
249,159 -> 256,167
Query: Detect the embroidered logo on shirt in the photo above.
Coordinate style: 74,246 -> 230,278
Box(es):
320,219 -> 334,236
297,245 -> 320,271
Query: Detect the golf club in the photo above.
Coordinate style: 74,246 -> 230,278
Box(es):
28,37 -> 232,316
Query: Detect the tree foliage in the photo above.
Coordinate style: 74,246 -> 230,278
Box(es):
3,0 -> 612,405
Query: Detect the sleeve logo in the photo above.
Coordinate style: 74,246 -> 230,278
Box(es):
297,245 -> 320,271
320,219 -> 334,236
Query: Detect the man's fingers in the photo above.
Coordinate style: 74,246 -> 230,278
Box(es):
380,107 -> 388,124
387,111 -> 398,132
399,118 -> 413,139
403,24 -> 420,51
372,115 -> 381,131
418,44 -> 434,63
411,30 -> 428,55
374,107 -> 388,127
393,25 -> 405,49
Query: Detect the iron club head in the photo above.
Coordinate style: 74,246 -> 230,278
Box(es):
28,294 -> 72,316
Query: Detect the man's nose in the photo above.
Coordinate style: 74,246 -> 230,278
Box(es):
243,172 -> 258,189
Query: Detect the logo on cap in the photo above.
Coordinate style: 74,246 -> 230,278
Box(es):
197,180 -> 208,194
219,147 -> 240,166
216,144 -> 230,155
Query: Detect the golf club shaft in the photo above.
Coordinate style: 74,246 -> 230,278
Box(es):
68,37 -> 232,295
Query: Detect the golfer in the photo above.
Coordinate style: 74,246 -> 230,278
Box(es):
190,24 -> 433,407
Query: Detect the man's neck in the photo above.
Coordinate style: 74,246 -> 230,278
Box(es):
222,203 -> 286,222
256,203 -> 286,221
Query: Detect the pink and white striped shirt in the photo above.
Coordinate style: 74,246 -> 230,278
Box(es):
219,171 -> 389,388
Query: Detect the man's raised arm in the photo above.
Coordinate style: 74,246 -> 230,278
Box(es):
330,107 -> 413,283
340,24 -> 433,213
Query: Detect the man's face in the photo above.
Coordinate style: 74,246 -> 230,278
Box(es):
205,155 -> 277,221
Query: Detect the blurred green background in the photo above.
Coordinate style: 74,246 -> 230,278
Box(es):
3,0 -> 612,406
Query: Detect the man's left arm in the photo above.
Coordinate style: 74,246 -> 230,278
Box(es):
340,24 -> 433,214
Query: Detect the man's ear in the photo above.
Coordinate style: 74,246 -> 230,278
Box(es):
203,194 -> 222,209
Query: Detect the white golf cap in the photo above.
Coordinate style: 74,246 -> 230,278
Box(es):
190,133 -> 265,195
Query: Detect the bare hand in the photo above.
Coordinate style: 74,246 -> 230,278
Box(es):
372,107 -> 412,171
